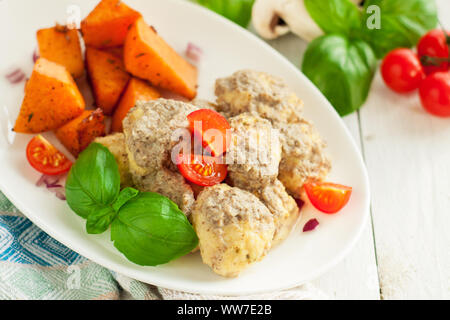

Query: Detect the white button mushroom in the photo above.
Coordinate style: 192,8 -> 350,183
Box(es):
252,0 -> 364,41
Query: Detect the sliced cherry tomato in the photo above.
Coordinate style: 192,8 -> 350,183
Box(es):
304,181 -> 352,214
26,135 -> 72,175
381,48 -> 425,93
177,153 -> 227,187
188,109 -> 231,156
419,71 -> 450,117
417,29 -> 450,75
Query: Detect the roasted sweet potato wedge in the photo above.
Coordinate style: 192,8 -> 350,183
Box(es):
111,78 -> 160,132
104,46 -> 124,60
81,0 -> 141,48
85,47 -> 130,115
14,58 -> 85,133
37,24 -> 84,78
55,109 -> 106,156
124,17 -> 198,100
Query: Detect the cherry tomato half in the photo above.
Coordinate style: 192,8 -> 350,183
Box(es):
26,135 -> 72,175
381,48 -> 425,93
188,109 -> 231,156
304,181 -> 352,214
417,29 -> 450,75
177,153 -> 227,187
419,71 -> 450,117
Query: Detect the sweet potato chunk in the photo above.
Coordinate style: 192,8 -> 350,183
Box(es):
55,109 -> 106,156
81,0 -> 141,48
111,78 -> 160,132
14,58 -> 85,133
104,46 -> 124,59
86,47 -> 130,115
37,24 -> 84,78
124,17 -> 198,99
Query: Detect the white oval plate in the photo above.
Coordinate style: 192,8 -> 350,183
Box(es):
0,0 -> 370,296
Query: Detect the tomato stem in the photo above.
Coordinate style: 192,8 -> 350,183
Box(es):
420,55 -> 450,67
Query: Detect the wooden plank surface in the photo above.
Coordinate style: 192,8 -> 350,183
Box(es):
358,0 -> 450,300
255,0 -> 450,300
265,34 -> 380,299
358,0 -> 450,298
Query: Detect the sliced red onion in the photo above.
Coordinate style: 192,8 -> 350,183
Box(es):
185,42 -> 203,64
303,218 -> 319,232
36,174 -> 66,201
296,198 -> 305,211
33,49 -> 40,63
36,174 -> 60,188
5,69 -> 26,84
53,188 -> 66,201
46,184 -> 64,189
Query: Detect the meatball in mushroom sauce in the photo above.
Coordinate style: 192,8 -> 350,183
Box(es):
192,184 -> 275,278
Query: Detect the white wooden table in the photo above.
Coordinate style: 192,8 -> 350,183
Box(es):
255,0 -> 450,300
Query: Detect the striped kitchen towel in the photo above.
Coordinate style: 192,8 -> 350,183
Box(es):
0,191 -> 326,300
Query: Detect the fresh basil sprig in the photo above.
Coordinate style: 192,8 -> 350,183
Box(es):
302,35 -> 377,116
192,0 -> 255,27
65,143 -> 198,266
111,192 -> 198,266
66,143 -> 120,221
361,0 -> 438,58
302,0 -> 438,116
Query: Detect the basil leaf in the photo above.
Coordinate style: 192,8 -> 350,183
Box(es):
304,0 -> 361,37
111,192 -> 199,266
302,34 -> 377,116
86,206 -> 116,234
112,187 -> 140,213
361,0 -> 438,58
65,143 -> 120,219
192,0 -> 255,27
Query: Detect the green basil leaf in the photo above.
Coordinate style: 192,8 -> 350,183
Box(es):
112,187 -> 140,213
302,34 -> 377,116
361,0 -> 438,58
304,0 -> 361,37
111,192 -> 199,266
192,0 -> 255,27
65,143 -> 120,219
86,206 -> 116,235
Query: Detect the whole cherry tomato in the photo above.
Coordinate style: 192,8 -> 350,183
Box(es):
419,71 -> 450,117
381,48 -> 425,93
417,29 -> 450,75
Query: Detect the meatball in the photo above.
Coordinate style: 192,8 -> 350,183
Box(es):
122,99 -> 198,175
215,70 -> 330,197
215,70 -> 303,123
255,180 -> 300,245
132,168 -> 195,216
94,133 -> 133,188
122,98 -> 198,215
192,184 -> 275,277
276,120 -> 331,196
227,113 -> 282,189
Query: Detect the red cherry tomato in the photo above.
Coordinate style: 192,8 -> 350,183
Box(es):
381,48 -> 425,93
177,153 -> 228,187
187,109 -> 231,156
417,29 -> 450,75
26,135 -> 72,175
304,181 -> 352,214
419,71 -> 450,117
